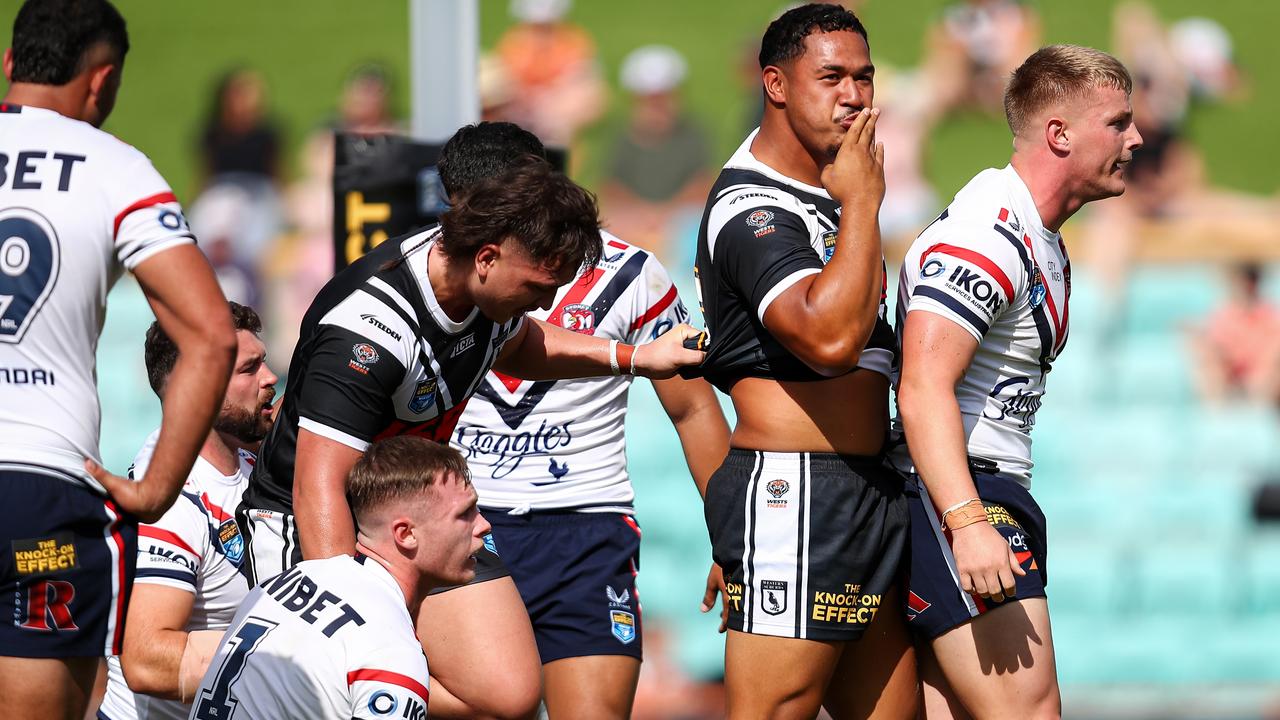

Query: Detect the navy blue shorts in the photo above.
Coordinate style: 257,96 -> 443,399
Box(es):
0,468 -> 138,658
904,471 -> 1047,639
486,510 -> 643,664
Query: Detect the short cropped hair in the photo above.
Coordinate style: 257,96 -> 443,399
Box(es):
10,0 -> 129,85
1004,44 -> 1133,136
437,155 -> 602,273
759,3 -> 869,69
438,122 -> 547,199
346,437 -> 470,527
145,301 -> 261,396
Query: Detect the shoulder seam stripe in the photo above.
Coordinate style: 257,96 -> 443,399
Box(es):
139,527 -> 198,557
913,286 -> 990,336
347,668 -> 430,702
113,192 -> 177,238
922,244 -> 1014,300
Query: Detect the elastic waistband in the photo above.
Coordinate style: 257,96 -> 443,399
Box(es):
722,447 -> 887,473
482,507 -> 635,526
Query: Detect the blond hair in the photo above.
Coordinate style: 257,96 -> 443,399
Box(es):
1004,44 -> 1133,136
346,437 -> 470,526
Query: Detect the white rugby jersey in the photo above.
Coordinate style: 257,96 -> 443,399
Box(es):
890,165 -> 1070,487
188,555 -> 429,720
0,104 -> 194,490
100,430 -> 254,720
452,234 -> 688,513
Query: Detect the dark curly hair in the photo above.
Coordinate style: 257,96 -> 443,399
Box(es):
9,0 -> 129,85
438,122 -> 547,199
759,3 -> 869,69
438,155 -> 601,274
145,301 -> 261,396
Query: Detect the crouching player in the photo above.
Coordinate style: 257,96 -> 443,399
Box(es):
893,45 -> 1142,719
188,437 -> 490,720
99,302 -> 276,719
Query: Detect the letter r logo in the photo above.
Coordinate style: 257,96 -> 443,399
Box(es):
21,580 -> 78,631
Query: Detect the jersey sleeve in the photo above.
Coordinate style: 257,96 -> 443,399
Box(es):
295,323 -> 408,452
134,494 -> 207,592
707,192 -> 823,325
905,227 -> 1027,342
347,649 -> 431,720
625,253 -> 689,345
107,152 -> 196,271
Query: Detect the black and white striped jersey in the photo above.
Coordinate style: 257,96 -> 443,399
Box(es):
243,227 -> 523,514
693,129 -> 896,392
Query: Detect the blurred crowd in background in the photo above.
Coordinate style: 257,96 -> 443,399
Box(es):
38,0 -> 1280,716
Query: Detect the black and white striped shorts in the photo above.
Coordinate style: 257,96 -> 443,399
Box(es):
704,449 -> 908,641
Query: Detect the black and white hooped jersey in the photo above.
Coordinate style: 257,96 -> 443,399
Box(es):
189,555 -> 429,720
890,165 -> 1071,488
101,430 -> 254,720
452,234 -> 688,514
243,228 -> 523,515
0,104 -> 195,490
693,129 -> 895,392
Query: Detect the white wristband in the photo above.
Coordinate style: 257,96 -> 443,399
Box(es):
608,339 -> 621,376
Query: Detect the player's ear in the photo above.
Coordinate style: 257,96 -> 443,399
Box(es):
390,516 -> 418,551
474,243 -> 501,279
1045,116 -> 1069,156
3,49 -> 13,82
762,65 -> 787,106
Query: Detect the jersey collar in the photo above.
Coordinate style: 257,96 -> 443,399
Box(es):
724,128 -> 833,200
404,230 -> 480,334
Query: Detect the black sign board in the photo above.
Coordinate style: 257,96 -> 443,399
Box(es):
332,132 -> 567,272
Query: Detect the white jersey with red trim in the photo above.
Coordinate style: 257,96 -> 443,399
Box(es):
452,234 -> 688,514
188,555 -> 429,720
890,165 -> 1071,488
0,104 -> 194,490
100,430 -> 254,720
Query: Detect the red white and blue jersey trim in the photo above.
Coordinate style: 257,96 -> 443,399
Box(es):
891,165 -> 1071,488
453,233 -> 688,514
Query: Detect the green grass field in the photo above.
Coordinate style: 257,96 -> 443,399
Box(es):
1,0 -> 1273,204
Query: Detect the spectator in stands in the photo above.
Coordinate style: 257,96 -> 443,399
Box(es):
1082,2 -> 1273,335
1187,263 -> 1280,406
338,62 -> 400,136
198,67 -> 281,191
921,0 -> 1041,116
491,0 -> 606,150
601,45 -> 712,261
190,67 -> 283,297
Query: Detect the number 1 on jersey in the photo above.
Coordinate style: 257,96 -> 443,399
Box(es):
193,617 -> 279,720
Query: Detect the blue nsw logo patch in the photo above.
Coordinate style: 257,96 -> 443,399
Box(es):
409,377 -> 438,413
610,610 -> 636,644
217,519 -> 244,566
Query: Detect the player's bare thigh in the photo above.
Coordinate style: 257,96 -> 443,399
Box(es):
724,631 -> 843,720
543,654 -> 640,720
821,586 -> 919,720
416,576 -> 541,720
926,597 -> 1061,720
0,655 -> 99,720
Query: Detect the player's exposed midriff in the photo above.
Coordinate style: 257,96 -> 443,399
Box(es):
728,371 -> 889,455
